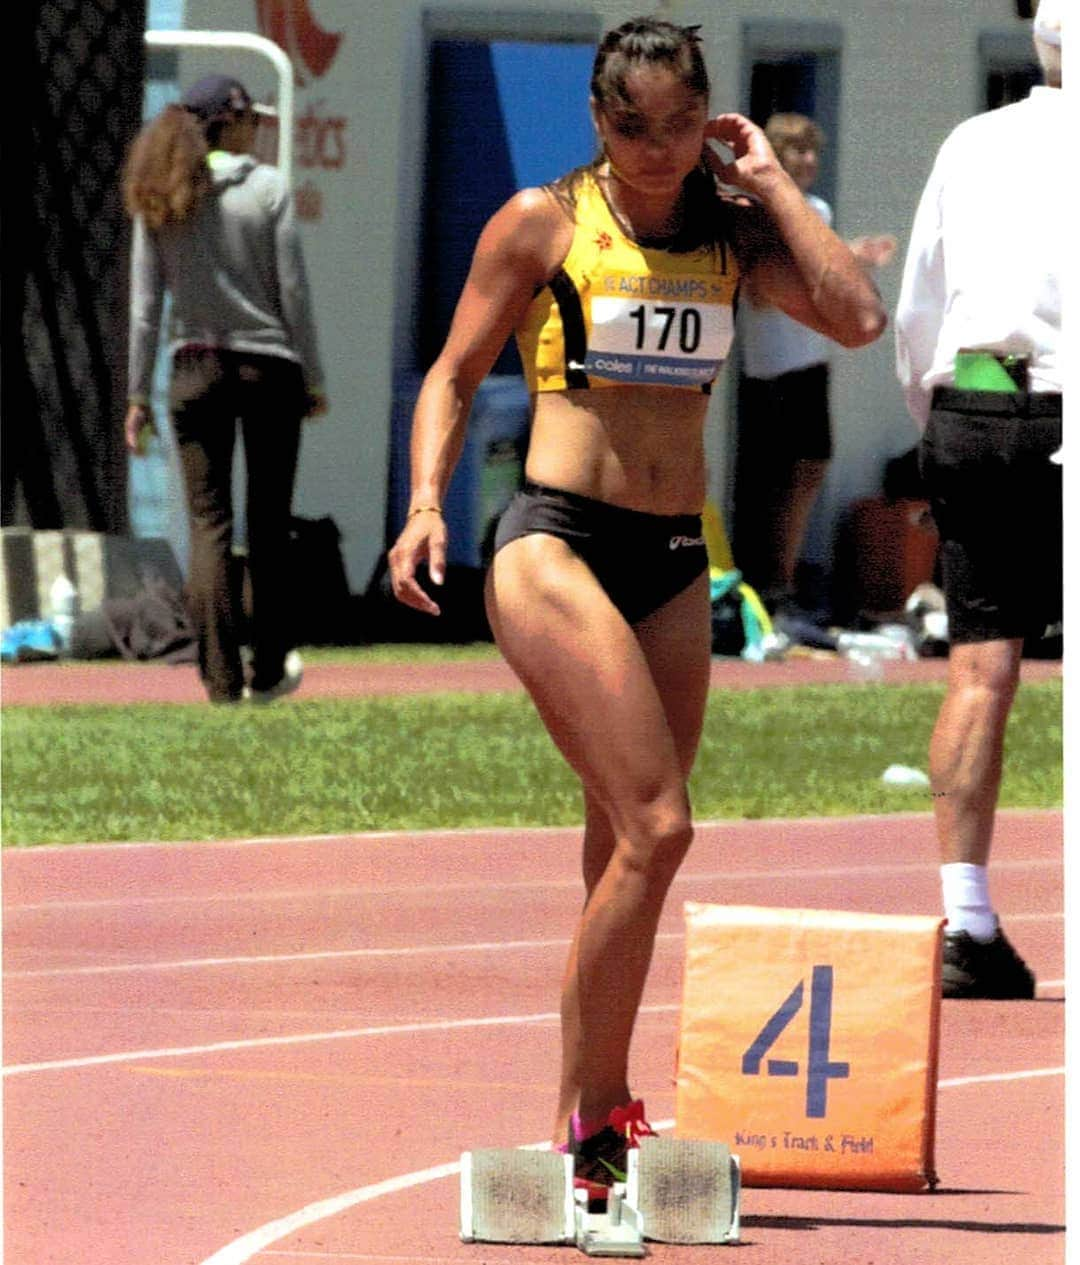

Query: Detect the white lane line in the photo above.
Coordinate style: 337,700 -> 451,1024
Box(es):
4,937 -> 580,979
6,913 -> 1065,980
199,1063 -> 1066,1265
939,1066 -> 1065,1089
261,1256 -> 472,1262
195,1160 -> 464,1265
0,1005 -> 675,1077
4,856 -> 1060,914
8,807 -> 1058,856
262,1256 -> 466,1262
3,976 -> 1063,1076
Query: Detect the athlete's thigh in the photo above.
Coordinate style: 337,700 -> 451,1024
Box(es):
486,533 -> 684,815
632,570 -> 712,779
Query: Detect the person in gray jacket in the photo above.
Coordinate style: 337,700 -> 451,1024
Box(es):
124,74 -> 326,703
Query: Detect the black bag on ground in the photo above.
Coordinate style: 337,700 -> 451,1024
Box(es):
237,516 -> 353,646
285,516 -> 352,644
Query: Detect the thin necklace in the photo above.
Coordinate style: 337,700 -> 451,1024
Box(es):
599,166 -> 684,246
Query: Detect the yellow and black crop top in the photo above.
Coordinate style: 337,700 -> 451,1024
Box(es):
516,168 -> 740,394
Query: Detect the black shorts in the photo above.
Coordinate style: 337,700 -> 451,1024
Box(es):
492,481 -> 708,625
919,387 -> 1062,644
739,363 -> 832,462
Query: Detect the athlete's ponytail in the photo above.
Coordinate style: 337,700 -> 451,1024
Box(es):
123,103 -> 211,230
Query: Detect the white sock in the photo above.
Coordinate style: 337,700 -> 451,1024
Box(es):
940,863 -> 997,942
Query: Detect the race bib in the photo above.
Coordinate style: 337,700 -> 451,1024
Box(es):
584,287 -> 734,386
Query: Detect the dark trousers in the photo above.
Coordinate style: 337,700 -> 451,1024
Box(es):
733,364 -> 832,602
171,348 -> 305,702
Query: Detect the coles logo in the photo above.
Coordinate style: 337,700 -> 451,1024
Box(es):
254,0 -> 342,84
254,0 -> 348,218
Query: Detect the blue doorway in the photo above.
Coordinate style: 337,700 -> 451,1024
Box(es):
389,34 -> 596,567
418,38 -> 595,374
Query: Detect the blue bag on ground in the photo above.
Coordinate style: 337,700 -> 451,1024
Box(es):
1,620 -> 61,663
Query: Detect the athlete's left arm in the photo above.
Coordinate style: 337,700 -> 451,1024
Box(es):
707,113 -> 887,348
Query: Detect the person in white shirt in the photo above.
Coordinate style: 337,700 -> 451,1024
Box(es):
736,113 -> 895,616
895,0 -> 1062,999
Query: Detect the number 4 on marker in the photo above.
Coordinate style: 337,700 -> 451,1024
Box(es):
741,965 -> 850,1118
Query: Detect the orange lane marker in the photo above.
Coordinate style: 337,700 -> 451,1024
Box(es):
675,903 -> 944,1192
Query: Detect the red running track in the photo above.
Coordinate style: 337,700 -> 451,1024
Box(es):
2,809 -> 1063,1265
0,653 -> 1063,706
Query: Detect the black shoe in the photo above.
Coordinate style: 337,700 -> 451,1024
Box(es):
569,1100 -> 656,1209
573,1124 -> 629,1206
942,927 -> 1035,999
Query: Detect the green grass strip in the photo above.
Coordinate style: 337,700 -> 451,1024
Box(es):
1,680 -> 1061,847
300,643 -> 503,664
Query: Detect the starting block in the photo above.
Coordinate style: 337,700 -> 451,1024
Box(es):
459,1138 -> 741,1254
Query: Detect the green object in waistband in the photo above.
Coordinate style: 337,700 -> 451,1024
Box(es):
954,349 -> 1028,393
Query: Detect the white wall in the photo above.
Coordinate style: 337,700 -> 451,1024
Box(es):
175,0 -> 1033,595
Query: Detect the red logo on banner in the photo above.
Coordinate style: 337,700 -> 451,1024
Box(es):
254,0 -> 343,84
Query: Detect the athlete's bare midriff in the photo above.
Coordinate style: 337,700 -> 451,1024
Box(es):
524,387 -> 710,516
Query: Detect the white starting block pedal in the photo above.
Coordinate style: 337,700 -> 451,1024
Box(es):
460,1139 -> 740,1253
628,1136 -> 741,1245
460,1149 -> 575,1245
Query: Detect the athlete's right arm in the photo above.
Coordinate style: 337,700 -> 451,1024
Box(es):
389,188 -> 567,615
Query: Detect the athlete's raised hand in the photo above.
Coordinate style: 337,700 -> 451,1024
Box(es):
702,113 -> 783,196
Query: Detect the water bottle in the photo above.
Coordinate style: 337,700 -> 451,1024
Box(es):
836,631 -> 905,682
836,631 -> 907,659
49,573 -> 78,654
876,623 -> 920,661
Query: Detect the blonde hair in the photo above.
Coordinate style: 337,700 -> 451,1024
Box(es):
122,104 -> 211,230
764,113 -> 825,156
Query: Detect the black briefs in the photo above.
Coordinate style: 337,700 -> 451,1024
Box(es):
493,481 -> 708,625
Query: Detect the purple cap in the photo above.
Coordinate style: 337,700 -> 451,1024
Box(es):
181,74 -> 275,123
